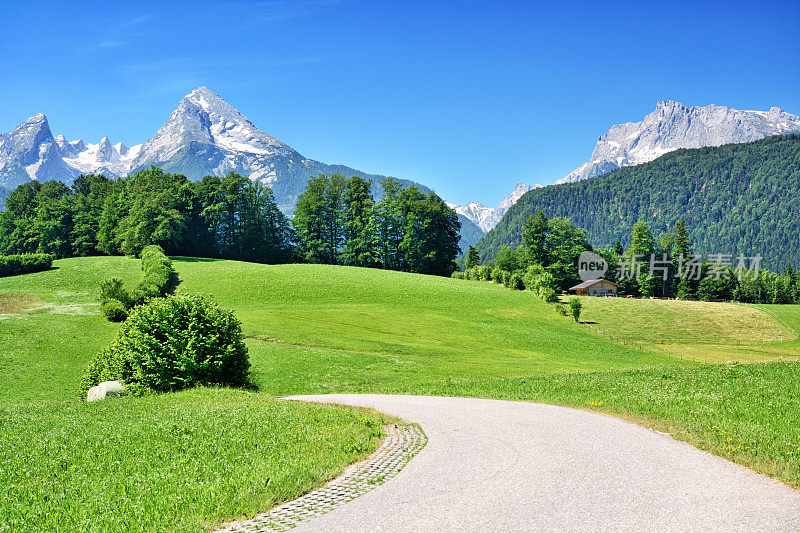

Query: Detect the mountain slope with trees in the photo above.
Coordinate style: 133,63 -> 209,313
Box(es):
477,134 -> 800,270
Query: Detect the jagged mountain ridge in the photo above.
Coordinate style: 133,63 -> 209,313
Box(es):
557,101 -> 800,184
451,182 -> 540,233
0,87 -> 432,215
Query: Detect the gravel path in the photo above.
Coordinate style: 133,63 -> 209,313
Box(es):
285,394 -> 800,532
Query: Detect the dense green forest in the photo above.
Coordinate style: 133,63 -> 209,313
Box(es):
458,214 -> 800,305
0,168 -> 461,276
476,134 -> 800,270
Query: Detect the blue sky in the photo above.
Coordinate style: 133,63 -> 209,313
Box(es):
1,0 -> 798,205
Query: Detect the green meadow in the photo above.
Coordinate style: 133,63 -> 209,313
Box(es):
1,256 -> 799,531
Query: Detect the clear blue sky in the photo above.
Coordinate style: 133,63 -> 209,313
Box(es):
1,0 -> 798,206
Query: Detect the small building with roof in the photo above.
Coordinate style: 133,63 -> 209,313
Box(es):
568,279 -> 619,296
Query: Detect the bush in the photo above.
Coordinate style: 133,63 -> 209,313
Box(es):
505,271 -> 525,290
101,299 -> 128,322
491,267 -> 504,284
553,303 -> 568,316
523,267 -> 559,302
0,253 -> 54,277
451,271 -> 465,279
99,245 -> 177,319
100,277 -> 130,307
477,265 -> 492,281
82,293 -> 250,395
569,297 -> 582,322
538,286 -> 558,302
131,245 -> 176,305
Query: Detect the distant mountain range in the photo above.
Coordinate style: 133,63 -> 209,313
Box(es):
2,93 -> 799,255
0,87 -> 428,213
449,183 -> 540,233
448,101 -> 800,233
556,100 -> 800,184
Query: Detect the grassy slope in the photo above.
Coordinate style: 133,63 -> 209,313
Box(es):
0,258 -> 390,532
1,257 -> 799,530
172,259 -> 678,394
173,259 -> 800,487
578,296 -> 800,363
0,256 -> 141,404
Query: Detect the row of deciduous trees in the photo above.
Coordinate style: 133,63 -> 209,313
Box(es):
0,168 -> 295,264
0,168 -> 462,277
292,174 -> 461,276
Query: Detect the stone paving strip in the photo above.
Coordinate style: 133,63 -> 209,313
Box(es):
216,423 -> 427,533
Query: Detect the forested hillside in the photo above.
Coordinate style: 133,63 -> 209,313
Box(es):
477,134 -> 800,269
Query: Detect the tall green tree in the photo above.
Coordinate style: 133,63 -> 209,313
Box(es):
544,217 -> 592,289
71,174 -> 112,256
376,178 -> 404,270
521,210 -> 548,266
397,189 -> 460,276
465,245 -> 480,269
341,176 -> 376,267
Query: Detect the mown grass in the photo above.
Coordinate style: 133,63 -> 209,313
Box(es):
0,388 -> 388,532
0,256 -> 141,405
172,259 -> 678,394
578,296 -> 800,363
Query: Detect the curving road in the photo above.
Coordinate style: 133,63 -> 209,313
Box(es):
286,394 -> 800,532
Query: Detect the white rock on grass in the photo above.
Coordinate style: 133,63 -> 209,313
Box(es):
86,380 -> 126,402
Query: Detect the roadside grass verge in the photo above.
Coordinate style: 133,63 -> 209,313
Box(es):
0,388 -> 388,532
382,361 -> 800,489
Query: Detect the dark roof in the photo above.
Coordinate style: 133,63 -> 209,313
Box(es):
568,279 -> 620,290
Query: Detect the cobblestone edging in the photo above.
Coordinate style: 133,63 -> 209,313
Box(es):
216,424 -> 427,533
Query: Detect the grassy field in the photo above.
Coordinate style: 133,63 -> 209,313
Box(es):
579,296 -> 800,363
172,259 -> 678,394
0,256 -> 141,404
1,256 -> 799,531
0,388 -> 387,532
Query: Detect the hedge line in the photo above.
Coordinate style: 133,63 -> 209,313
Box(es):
99,245 -> 177,322
0,253 -> 54,277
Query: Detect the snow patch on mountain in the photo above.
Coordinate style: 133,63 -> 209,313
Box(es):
557,101 -> 800,184
62,137 -> 142,176
453,182 -> 540,232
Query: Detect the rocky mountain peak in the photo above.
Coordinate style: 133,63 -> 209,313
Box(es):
454,182 -> 540,233
130,87 -> 297,171
557,101 -> 800,184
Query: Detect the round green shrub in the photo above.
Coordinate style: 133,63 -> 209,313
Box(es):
505,271 -> 525,290
82,293 -> 250,395
569,297 -> 583,322
101,299 -> 128,322
491,267 -> 504,284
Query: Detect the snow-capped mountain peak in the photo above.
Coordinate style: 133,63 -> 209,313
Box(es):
130,87 -> 296,172
453,182 -> 540,232
557,101 -> 800,184
59,136 -> 142,177
0,113 -> 79,186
